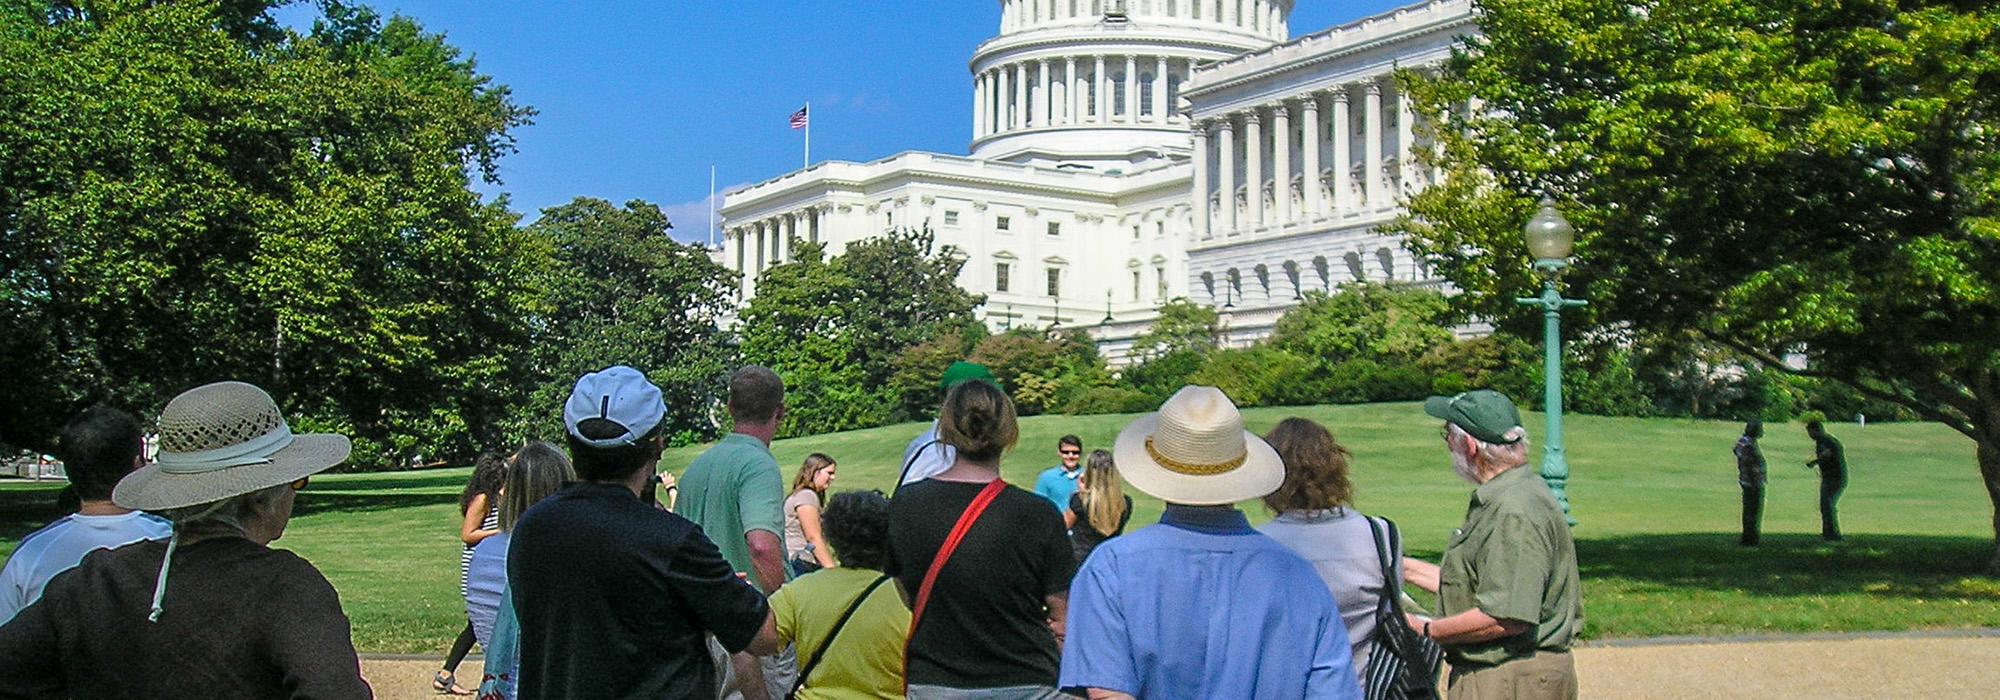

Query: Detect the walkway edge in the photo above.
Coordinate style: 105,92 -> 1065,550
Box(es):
1578,627 -> 2000,648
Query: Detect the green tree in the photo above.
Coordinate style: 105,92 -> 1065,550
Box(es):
1394,0 -> 2000,565
1129,297 -> 1220,360
511,198 -> 736,446
1267,284 -> 1454,364
0,0 -> 539,464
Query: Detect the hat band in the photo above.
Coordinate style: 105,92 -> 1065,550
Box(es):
1144,436 -> 1246,476
155,424 -> 295,474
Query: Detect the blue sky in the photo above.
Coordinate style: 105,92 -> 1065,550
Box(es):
280,1 -> 1416,242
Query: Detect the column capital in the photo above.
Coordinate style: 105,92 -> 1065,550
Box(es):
1217,116 -> 1236,133
1243,110 -> 1262,125
1365,82 -> 1383,96
1190,119 -> 1210,135
1330,88 -> 1350,104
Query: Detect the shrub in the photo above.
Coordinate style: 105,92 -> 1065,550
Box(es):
1322,359 -> 1432,404
1123,346 -> 1209,401
1065,386 -> 1158,415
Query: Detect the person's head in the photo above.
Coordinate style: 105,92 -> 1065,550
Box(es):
792,453 -> 838,498
159,482 -> 301,543
728,366 -> 786,427
1806,420 -> 1825,438
1112,385 -> 1284,506
1058,435 -> 1083,470
56,404 -> 145,503
821,490 -> 891,570
937,378 -> 1019,464
500,441 -> 574,531
1424,390 -> 1531,485
1262,417 -> 1355,514
563,366 -> 668,483
1744,419 -> 1764,439
460,449 -> 508,514
1080,449 -> 1126,534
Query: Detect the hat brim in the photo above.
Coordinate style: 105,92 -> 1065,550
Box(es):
1423,395 -> 1456,422
113,434 -> 352,512
1113,412 -> 1284,506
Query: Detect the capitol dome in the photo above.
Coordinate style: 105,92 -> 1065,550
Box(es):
970,0 -> 1290,166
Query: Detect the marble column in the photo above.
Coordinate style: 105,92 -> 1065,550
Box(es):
1123,55 -> 1138,123
1094,55 -> 1109,123
1364,82 -> 1384,208
1153,55 -> 1169,124
754,221 -> 767,271
997,67 -> 1012,134
1332,88 -> 1352,212
973,74 -> 986,138
1397,85 -> 1414,193
1273,101 -> 1293,224
1065,57 -> 1078,124
1218,117 -> 1237,234
1192,121 -> 1211,239
1015,63 -> 1030,129
1301,93 -> 1323,217
1245,109 -> 1263,228
1037,59 -> 1051,126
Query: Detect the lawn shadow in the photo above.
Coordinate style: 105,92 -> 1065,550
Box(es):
0,486 -> 67,543
293,490 -> 456,517
317,471 -> 470,492
1578,533 -> 2000,600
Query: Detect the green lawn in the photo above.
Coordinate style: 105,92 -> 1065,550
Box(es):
4,402 -> 1995,653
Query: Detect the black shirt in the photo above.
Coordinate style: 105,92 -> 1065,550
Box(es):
509,481 -> 769,700
1067,492 -> 1132,562
886,479 -> 1075,689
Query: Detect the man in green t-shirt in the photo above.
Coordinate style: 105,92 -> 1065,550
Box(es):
1403,390 -> 1583,700
678,365 -> 793,700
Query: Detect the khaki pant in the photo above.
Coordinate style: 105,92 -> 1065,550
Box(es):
1447,651 -> 1577,700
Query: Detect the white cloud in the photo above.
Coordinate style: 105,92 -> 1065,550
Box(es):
658,184 -> 750,247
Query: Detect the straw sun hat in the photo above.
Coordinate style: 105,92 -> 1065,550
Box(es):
1113,386 -> 1283,506
114,381 -> 351,511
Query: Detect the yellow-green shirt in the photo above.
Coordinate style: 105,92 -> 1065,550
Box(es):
771,567 -> 910,700
1438,466 -> 1584,667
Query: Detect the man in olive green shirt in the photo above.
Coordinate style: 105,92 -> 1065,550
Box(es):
1404,390 -> 1583,700
677,366 -> 793,700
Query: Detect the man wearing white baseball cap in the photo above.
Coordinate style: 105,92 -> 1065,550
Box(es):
1060,386 -> 1361,699
508,366 -> 780,699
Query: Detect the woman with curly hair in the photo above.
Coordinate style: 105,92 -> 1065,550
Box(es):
435,450 -> 506,695
769,490 -> 910,698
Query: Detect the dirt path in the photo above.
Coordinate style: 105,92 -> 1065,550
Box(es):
360,631 -> 2000,699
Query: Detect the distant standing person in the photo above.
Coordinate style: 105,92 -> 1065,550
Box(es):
898,361 -> 998,489
1403,390 -> 1583,699
0,405 -> 170,625
888,379 -> 1075,699
1064,449 -> 1131,565
1805,420 -> 1847,541
470,442 -> 576,700
435,450 -> 505,695
785,454 -> 841,574
1033,435 -> 1085,512
678,365 -> 797,700
1735,421 -> 1766,546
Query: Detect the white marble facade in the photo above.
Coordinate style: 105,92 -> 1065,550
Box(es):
719,0 -> 1476,363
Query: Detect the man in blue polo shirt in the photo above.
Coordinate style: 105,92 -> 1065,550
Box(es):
1061,386 -> 1360,699
1032,435 -> 1085,511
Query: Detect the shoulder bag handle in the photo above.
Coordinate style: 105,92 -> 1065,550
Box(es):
901,479 -> 1008,692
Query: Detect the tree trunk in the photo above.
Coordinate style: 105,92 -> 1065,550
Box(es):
1983,438 -> 2000,575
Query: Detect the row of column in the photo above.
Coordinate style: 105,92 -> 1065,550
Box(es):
973,55 -> 1192,139
1191,78 -> 1448,238
1001,0 -> 1286,37
727,208 -> 825,298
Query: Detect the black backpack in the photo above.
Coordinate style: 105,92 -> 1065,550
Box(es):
1361,516 -> 1445,700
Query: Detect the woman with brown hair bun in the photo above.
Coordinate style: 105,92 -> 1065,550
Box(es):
886,379 -> 1074,699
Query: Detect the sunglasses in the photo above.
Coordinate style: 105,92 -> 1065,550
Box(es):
1059,450 -> 1082,457
290,476 -> 311,491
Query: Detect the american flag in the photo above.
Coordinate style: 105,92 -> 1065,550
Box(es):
789,105 -> 810,130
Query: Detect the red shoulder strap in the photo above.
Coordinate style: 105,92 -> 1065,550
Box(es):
903,479 -> 1008,689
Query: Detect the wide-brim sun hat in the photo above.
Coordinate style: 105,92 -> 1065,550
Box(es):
114,381 -> 351,511
1114,385 -> 1283,506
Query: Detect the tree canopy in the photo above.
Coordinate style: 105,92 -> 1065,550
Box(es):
1395,0 -> 2000,563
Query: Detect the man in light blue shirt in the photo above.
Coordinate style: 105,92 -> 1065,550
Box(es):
1032,434 -> 1084,511
0,406 -> 170,623
1062,386 -> 1360,700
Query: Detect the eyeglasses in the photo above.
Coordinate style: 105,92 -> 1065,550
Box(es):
290,476 -> 311,491
1059,450 -> 1081,457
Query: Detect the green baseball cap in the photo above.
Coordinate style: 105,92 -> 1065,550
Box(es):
1424,390 -> 1525,445
938,361 -> 997,391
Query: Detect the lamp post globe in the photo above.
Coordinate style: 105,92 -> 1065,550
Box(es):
1525,197 -> 1576,265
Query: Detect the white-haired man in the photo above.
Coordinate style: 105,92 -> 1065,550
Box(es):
1403,390 -> 1583,699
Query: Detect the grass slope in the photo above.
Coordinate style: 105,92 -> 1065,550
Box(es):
3,402 -> 1994,652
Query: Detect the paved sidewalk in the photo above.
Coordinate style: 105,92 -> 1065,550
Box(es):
360,631 -> 2000,699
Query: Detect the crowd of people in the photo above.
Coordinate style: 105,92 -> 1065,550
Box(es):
0,359 -> 1588,700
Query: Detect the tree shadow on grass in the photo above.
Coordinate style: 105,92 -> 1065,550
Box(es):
0,486 -> 66,544
1577,533 -> 2000,601
316,472 -> 470,492
292,490 -> 456,517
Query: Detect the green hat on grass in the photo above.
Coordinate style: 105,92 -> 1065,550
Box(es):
1424,389 -> 1524,445
938,361 -> 997,391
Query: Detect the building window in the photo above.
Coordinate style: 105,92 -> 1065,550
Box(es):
1132,225 -> 1141,240
1156,266 -> 1168,299
995,262 -> 1012,293
1047,221 -> 1062,237
944,210 -> 960,226
1046,267 -> 1062,297
1156,221 -> 1166,238
1131,270 -> 1142,301
997,215 -> 1012,231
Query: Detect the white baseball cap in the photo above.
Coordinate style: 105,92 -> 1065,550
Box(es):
563,366 -> 667,448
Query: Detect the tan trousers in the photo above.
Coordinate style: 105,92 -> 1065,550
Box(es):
1447,651 -> 1577,700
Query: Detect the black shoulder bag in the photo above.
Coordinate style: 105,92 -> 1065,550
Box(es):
787,574 -> 893,700
1362,516 -> 1444,700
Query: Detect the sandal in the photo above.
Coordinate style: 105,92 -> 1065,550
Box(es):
433,669 -> 473,696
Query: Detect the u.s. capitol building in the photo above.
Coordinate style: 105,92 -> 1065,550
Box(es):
720,0 -> 1474,363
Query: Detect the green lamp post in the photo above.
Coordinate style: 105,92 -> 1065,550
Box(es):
1515,198 -> 1585,525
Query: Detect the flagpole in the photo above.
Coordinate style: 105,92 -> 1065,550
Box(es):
707,165 -> 716,249
803,100 -> 811,168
